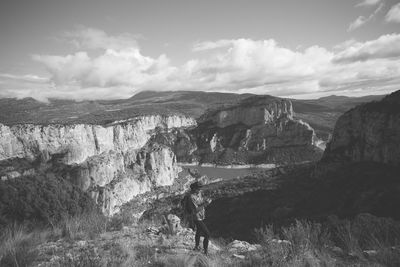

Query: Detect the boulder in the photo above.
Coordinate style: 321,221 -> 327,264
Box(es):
227,240 -> 260,253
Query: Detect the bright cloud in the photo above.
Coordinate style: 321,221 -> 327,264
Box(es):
386,3 -> 400,23
192,40 -> 233,51
186,37 -> 400,97
184,39 -> 334,94
3,27 -> 400,100
32,49 -> 174,89
333,33 -> 400,63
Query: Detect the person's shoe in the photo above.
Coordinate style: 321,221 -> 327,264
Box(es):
193,246 -> 201,252
204,250 -> 208,256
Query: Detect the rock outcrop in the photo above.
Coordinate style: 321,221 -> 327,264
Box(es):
77,143 -> 182,215
192,96 -> 322,165
0,95 -> 325,215
0,115 -> 195,164
322,90 -> 400,165
0,115 -> 196,215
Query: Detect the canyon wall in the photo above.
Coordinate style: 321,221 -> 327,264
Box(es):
322,90 -> 400,165
0,115 -> 196,215
0,115 -> 195,164
191,97 -> 323,165
0,95 -> 325,216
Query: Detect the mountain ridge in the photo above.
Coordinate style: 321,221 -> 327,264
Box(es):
0,91 -> 385,142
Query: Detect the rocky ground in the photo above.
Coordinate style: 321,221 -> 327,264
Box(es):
31,217 -> 266,267
28,212 -> 400,267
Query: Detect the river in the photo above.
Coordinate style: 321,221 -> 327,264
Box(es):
179,163 -> 276,181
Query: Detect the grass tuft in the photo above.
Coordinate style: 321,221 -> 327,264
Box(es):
61,211 -> 107,241
0,223 -> 48,267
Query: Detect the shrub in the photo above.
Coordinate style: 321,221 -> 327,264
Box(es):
107,210 -> 136,231
0,173 -> 97,229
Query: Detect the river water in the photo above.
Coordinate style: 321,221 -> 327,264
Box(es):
179,164 -> 276,181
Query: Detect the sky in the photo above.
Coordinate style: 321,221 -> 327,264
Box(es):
0,0 -> 400,101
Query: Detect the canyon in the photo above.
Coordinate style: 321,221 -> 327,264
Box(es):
138,90 -> 400,241
0,94 -> 322,216
0,115 -> 196,215
1,90 -> 399,267
0,91 -> 393,222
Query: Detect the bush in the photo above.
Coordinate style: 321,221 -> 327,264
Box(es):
0,173 -> 97,229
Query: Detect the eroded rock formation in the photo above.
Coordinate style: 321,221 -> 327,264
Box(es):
322,90 -> 400,165
0,94 -> 325,216
192,96 -> 322,165
0,115 -> 196,215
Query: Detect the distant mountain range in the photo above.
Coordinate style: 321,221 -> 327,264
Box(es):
0,91 -> 385,140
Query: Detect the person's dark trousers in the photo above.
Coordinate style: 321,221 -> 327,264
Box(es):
194,220 -> 210,254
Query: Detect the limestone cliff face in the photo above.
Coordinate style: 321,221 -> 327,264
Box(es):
322,90 -> 400,165
78,144 -> 181,215
0,115 -> 195,164
205,97 -> 294,128
193,96 -> 322,165
0,115 -> 196,215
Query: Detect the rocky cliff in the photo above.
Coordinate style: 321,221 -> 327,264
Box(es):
0,115 -> 196,215
322,90 -> 400,165
0,95 -> 324,216
189,96 -> 323,165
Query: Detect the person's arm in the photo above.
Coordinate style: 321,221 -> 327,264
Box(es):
189,195 -> 208,213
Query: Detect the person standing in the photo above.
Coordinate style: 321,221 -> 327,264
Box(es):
185,181 -> 212,255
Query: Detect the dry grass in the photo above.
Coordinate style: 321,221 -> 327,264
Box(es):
0,224 -> 49,267
252,216 -> 400,266
61,210 -> 107,240
2,213 -> 400,266
329,214 -> 400,266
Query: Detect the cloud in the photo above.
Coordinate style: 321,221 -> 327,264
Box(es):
355,0 -> 381,7
192,40 -> 233,51
183,39 -> 334,94
348,3 -> 384,31
348,16 -> 369,31
63,26 -> 140,50
183,37 -> 400,97
32,48 -> 175,90
0,73 -> 48,83
3,28 -> 400,101
333,33 -> 400,63
386,3 -> 400,23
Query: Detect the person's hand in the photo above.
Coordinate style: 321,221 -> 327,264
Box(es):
206,198 -> 212,205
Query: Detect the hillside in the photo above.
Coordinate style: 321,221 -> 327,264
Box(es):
322,90 -> 400,164
1,91 -> 400,267
291,94 -> 384,140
